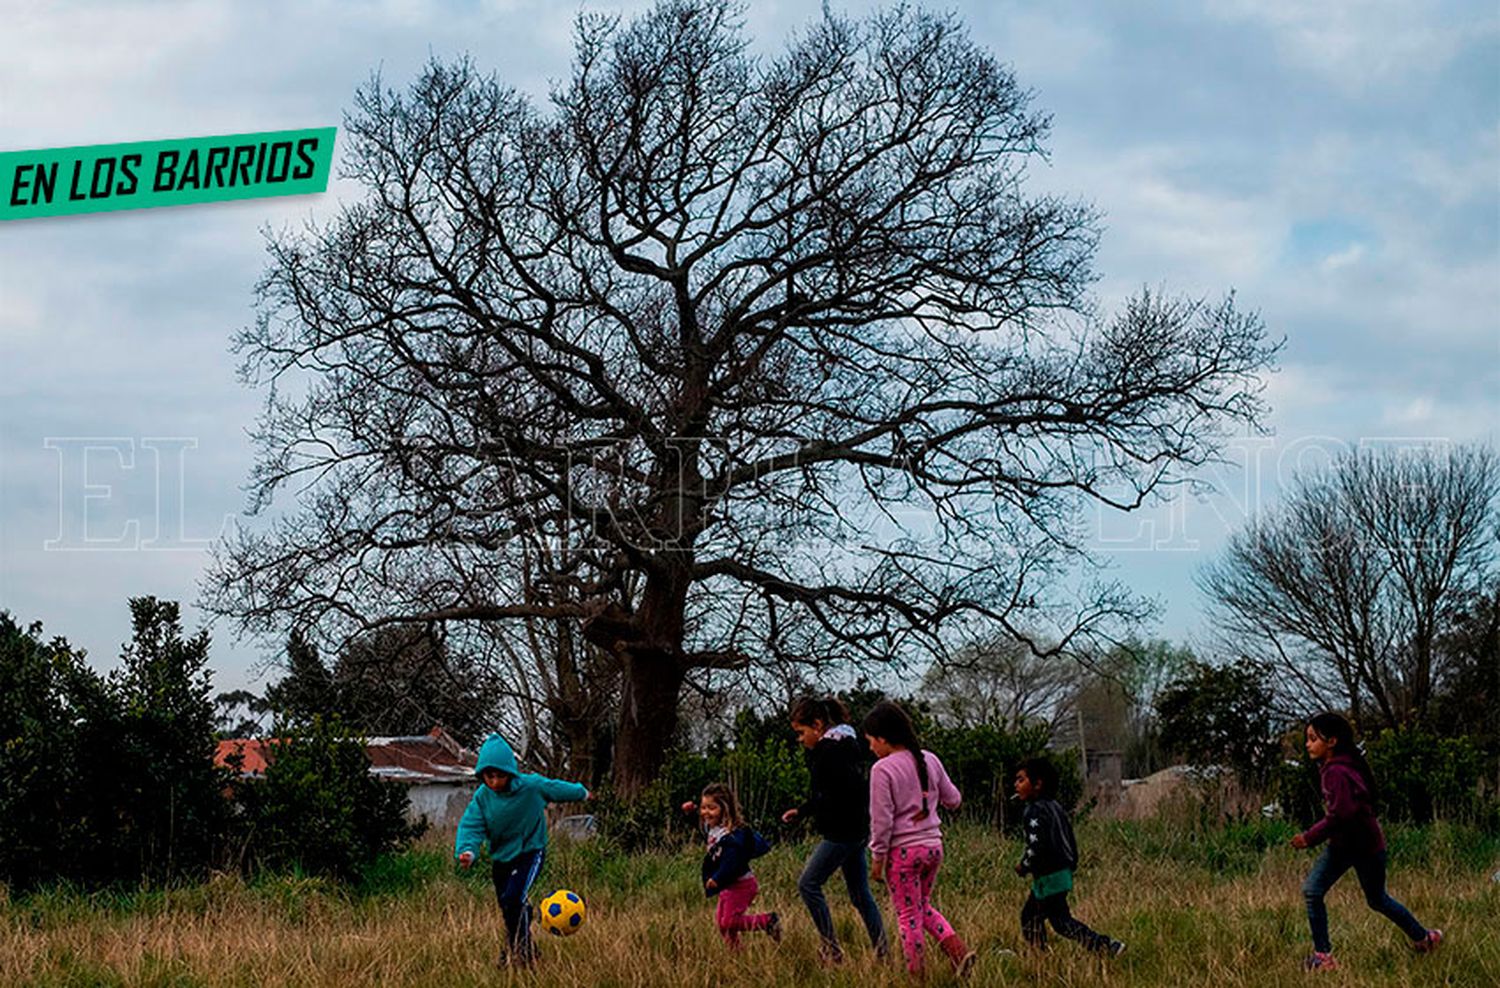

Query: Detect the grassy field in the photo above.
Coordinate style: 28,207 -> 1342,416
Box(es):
3,819 -> 1497,987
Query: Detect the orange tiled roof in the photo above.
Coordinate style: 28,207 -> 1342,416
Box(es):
214,727 -> 476,784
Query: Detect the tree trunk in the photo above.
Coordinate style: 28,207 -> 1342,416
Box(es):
613,649 -> 686,796
590,564 -> 693,797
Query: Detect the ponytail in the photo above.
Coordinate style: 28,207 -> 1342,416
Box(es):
791,695 -> 850,729
860,700 -> 931,820
1309,711 -> 1379,799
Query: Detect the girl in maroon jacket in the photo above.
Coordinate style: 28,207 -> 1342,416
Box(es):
1290,712 -> 1443,971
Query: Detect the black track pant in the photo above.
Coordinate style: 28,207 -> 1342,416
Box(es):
491,848 -> 545,960
1021,891 -> 1112,952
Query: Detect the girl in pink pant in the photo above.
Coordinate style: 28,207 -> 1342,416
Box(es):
683,783 -> 783,949
863,701 -> 976,979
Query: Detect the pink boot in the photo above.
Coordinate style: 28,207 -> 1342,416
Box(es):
939,934 -> 977,979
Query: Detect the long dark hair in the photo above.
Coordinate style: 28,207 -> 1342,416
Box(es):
1308,712 -> 1377,796
790,695 -> 850,729
861,700 -> 931,820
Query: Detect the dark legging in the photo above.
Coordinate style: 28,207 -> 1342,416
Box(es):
1021,890 -> 1113,952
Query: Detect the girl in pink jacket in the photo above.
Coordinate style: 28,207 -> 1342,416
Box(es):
862,701 -> 975,979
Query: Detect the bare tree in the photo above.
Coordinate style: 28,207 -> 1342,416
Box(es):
1200,444 -> 1499,729
463,605 -> 620,786
204,1 -> 1275,794
920,634 -> 1077,732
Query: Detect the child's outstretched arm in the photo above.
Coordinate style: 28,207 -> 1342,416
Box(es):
536,776 -> 590,804
935,758 -> 962,811
454,792 -> 487,868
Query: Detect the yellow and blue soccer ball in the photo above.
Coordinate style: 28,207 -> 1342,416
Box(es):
539,889 -> 586,936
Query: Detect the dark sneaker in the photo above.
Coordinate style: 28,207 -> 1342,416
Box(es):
1303,952 -> 1339,972
766,912 -> 783,944
1412,929 -> 1443,954
1108,940 -> 1127,958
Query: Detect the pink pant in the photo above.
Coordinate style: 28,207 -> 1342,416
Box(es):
887,844 -> 956,974
715,874 -> 772,948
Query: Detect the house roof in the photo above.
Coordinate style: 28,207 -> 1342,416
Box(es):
215,738 -> 273,775
364,729 -> 477,784
214,726 -> 477,785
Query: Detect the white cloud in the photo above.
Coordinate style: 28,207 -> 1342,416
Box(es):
1209,0 -> 1490,92
1320,242 -> 1366,271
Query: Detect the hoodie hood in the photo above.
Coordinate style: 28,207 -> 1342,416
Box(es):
474,733 -> 519,778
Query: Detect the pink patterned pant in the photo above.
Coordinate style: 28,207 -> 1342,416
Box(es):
887,844 -> 955,974
716,874 -> 772,948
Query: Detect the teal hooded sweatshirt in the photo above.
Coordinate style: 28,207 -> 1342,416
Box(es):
454,733 -> 588,863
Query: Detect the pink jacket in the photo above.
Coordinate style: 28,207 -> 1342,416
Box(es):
1299,754 -> 1385,854
868,748 -> 961,858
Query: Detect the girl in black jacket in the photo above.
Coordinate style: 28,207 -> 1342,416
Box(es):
683,783 -> 781,949
780,696 -> 889,963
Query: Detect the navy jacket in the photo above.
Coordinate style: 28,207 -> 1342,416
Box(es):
701,826 -> 772,896
1017,798 -> 1079,878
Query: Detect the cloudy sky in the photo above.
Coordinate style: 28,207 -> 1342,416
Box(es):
1,0 -> 1495,693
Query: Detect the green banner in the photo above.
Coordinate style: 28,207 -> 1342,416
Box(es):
1,128 -> 336,220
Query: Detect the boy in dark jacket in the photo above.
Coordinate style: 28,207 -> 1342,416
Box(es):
683,783 -> 782,949
1013,757 -> 1124,957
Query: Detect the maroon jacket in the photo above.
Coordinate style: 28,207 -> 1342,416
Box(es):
1299,754 -> 1385,855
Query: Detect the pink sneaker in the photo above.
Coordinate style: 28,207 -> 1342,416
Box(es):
1412,929 -> 1443,954
1303,952 -> 1339,972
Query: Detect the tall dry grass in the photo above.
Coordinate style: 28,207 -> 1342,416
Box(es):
2,820 -> 1496,987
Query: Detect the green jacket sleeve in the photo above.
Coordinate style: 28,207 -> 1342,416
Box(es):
454,791 -> 488,858
536,776 -> 589,803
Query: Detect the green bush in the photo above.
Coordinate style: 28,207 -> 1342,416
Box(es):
924,722 -> 1079,830
0,614 -> 94,892
1270,726 -> 1496,828
1156,657 -> 1279,790
1269,754 -> 1323,829
1367,725 -> 1488,824
596,703 -> 1077,849
232,715 -> 423,881
595,709 -> 809,851
0,601 -> 231,892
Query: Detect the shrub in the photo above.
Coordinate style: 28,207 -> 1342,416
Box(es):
924,722 -> 1079,830
0,614 -> 94,892
1156,657 -> 1279,790
0,600 -> 232,891
1368,725 -> 1488,824
233,716 -> 423,880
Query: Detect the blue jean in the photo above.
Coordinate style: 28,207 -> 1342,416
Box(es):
1302,846 -> 1426,953
798,839 -> 888,957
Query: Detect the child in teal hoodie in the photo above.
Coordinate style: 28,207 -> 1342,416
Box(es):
455,733 -> 590,966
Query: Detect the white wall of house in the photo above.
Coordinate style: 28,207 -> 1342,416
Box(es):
406,782 -> 478,830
